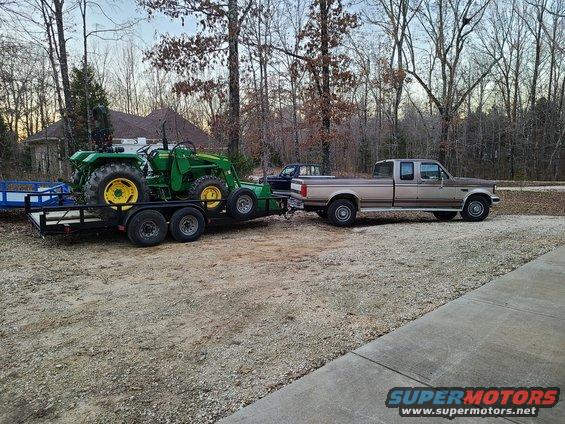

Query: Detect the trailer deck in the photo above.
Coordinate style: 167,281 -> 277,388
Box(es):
25,192 -> 288,245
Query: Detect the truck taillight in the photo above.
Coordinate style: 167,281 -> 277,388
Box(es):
300,184 -> 308,197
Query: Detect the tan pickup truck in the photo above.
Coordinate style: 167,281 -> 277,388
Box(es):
289,159 -> 500,226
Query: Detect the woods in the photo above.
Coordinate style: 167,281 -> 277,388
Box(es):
0,0 -> 564,179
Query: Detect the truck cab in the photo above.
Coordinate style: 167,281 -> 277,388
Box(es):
263,163 -> 323,195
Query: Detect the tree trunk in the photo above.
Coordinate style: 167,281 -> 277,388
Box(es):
227,0 -> 240,155
319,0 -> 331,174
53,0 -> 74,149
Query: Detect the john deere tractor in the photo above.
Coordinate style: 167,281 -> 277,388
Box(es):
69,105 -> 277,219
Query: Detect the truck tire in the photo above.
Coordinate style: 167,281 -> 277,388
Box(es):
433,211 -> 457,221
327,199 -> 357,227
169,207 -> 205,242
460,196 -> 490,222
127,209 -> 167,247
188,175 -> 228,213
84,162 -> 149,217
227,188 -> 258,220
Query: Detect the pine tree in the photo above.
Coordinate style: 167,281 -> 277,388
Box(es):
70,65 -> 109,150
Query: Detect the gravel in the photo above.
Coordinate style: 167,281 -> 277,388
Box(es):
1,211 -> 564,423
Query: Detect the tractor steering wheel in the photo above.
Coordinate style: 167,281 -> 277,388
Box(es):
172,140 -> 197,154
136,144 -> 152,156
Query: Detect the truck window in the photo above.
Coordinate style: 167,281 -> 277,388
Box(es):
281,166 -> 296,177
400,162 -> 414,180
311,166 -> 321,175
300,165 -> 309,175
373,162 -> 393,178
420,163 -> 441,180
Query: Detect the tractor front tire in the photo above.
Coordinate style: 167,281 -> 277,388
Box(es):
84,162 -> 149,217
188,175 -> 228,213
227,188 -> 258,220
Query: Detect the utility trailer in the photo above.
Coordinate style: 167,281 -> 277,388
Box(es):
25,192 -> 287,247
0,180 -> 71,209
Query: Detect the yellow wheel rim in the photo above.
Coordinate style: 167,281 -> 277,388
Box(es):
201,186 -> 222,209
103,178 -> 139,210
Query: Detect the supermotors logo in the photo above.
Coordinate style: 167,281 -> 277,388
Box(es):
386,387 -> 560,419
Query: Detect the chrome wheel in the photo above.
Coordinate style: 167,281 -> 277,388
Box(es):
468,200 -> 484,218
236,194 -> 253,214
336,205 -> 352,222
179,215 -> 198,236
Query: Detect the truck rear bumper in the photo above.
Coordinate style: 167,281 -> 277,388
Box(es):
288,197 -> 304,209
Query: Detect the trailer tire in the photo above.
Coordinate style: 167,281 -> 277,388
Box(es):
327,199 -> 356,227
227,188 -> 258,220
461,196 -> 490,222
127,209 -> 167,247
169,207 -> 205,242
188,175 -> 228,213
432,211 -> 457,221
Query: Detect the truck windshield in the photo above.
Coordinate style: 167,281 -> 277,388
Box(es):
373,162 -> 393,178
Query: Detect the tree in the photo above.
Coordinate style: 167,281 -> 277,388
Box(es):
140,0 -> 255,155
70,65 -> 109,150
291,0 -> 359,172
405,0 -> 499,164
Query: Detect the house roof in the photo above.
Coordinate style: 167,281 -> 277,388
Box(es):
26,107 -> 211,146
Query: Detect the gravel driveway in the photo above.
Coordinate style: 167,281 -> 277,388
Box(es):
1,212 -> 564,423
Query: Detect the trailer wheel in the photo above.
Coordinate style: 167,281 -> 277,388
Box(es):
432,211 -> 457,221
461,196 -> 490,222
169,207 -> 205,242
127,209 -> 167,247
327,199 -> 356,227
227,188 -> 258,220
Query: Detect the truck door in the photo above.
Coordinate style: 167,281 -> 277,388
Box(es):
394,161 -> 418,207
417,162 -> 456,208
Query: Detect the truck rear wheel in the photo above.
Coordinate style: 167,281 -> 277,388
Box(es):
188,176 -> 228,213
227,188 -> 258,220
432,211 -> 457,221
169,207 -> 205,242
327,199 -> 356,227
84,162 -> 149,216
461,196 -> 490,222
127,209 -> 167,247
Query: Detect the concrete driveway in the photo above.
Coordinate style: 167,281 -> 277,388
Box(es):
222,246 -> 565,424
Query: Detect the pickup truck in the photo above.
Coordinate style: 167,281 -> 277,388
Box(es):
289,159 -> 500,226
259,163 -> 324,195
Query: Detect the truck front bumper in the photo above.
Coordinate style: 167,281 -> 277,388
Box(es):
491,195 -> 501,205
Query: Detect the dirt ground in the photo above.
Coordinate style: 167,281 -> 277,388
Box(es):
1,191 -> 565,423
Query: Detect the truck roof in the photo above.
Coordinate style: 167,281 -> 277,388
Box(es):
376,158 -> 440,163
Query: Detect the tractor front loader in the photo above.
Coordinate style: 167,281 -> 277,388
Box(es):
69,105 -> 278,220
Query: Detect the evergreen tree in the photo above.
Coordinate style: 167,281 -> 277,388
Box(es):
70,65 -> 109,150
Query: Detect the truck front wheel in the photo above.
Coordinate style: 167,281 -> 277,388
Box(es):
461,196 -> 490,222
327,199 -> 356,227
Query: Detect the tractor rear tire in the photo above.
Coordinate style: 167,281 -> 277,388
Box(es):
127,209 -> 167,247
84,162 -> 149,217
227,188 -> 258,220
188,175 -> 228,213
169,207 -> 206,242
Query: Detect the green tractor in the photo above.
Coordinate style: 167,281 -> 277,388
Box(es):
70,105 -> 278,219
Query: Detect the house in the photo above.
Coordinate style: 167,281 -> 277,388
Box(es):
25,107 -> 212,178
